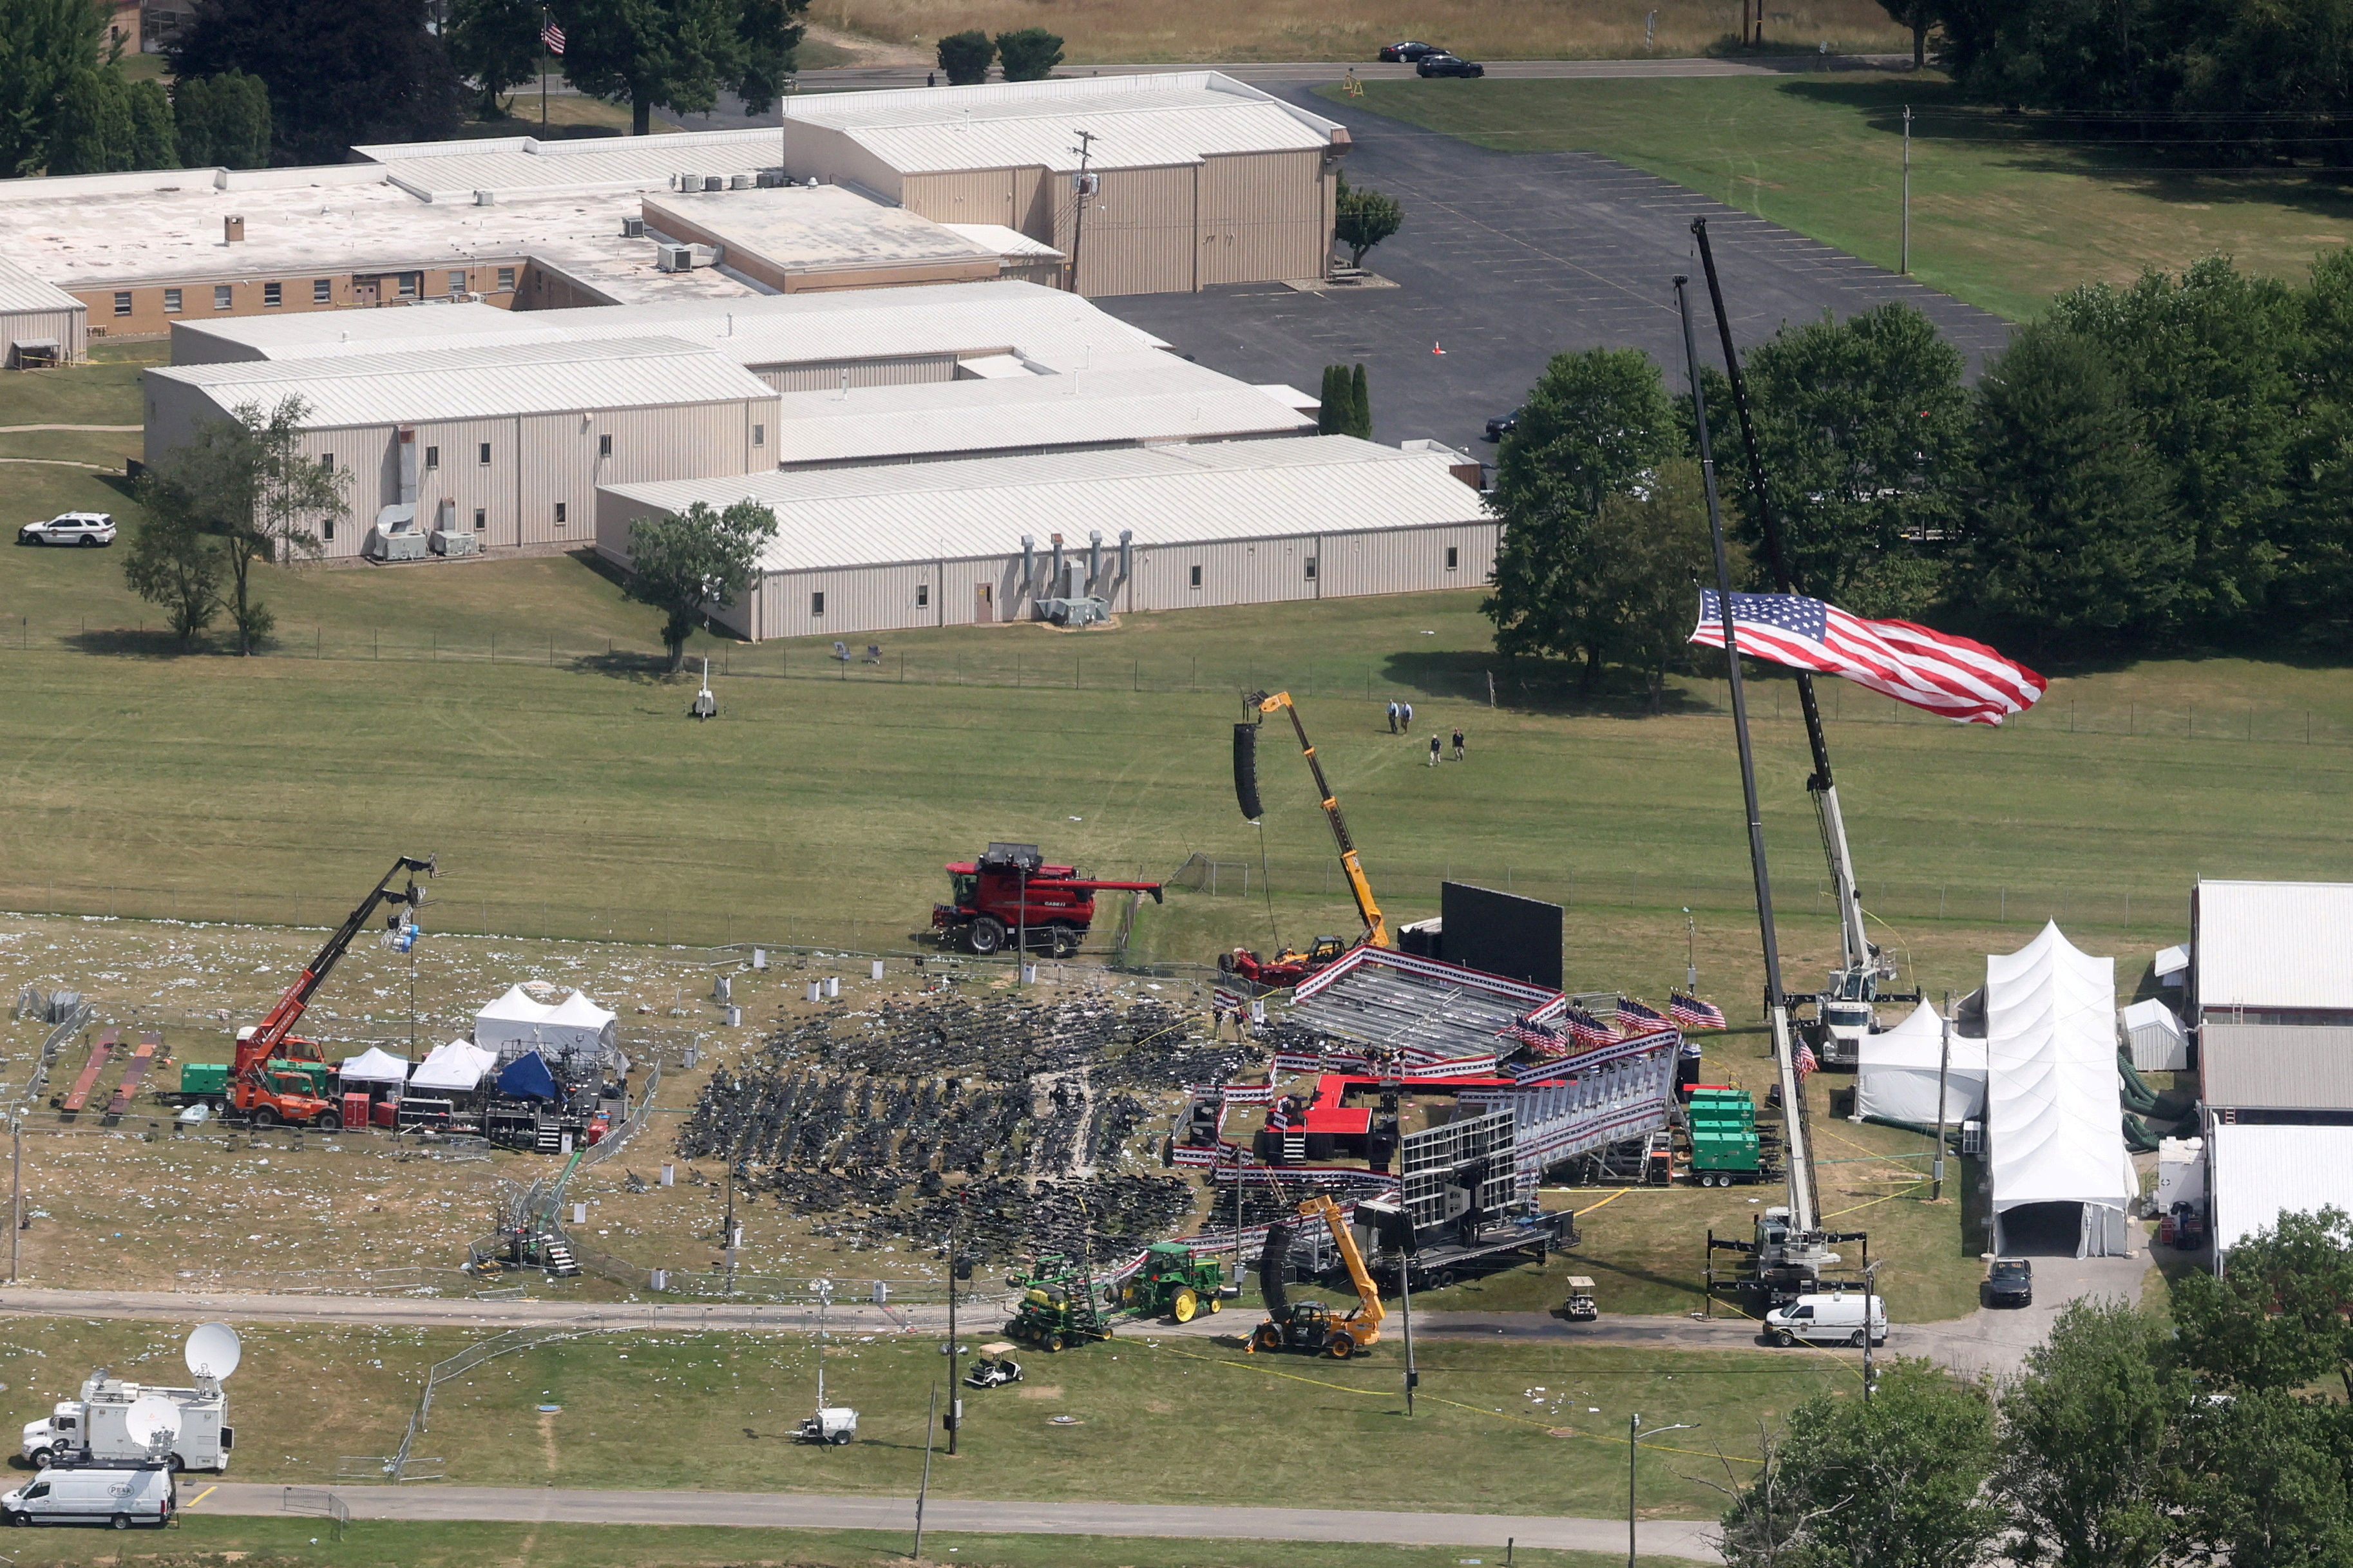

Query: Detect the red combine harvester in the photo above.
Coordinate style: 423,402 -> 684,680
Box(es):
932,842 -> 1162,958
231,854 -> 433,1129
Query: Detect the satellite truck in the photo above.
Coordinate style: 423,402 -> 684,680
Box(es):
22,1324 -> 240,1473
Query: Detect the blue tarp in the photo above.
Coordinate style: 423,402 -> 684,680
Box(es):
497,1050 -> 557,1102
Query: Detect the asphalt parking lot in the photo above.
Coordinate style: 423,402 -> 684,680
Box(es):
1101,86 -> 2015,458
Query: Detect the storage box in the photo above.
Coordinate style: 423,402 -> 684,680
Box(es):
341,1091 -> 371,1131
373,1099 -> 397,1128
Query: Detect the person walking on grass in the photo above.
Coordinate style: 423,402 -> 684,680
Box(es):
1452,727 -> 1465,761
1387,700 -> 1399,734
1429,733 -> 1441,767
1402,701 -> 1414,732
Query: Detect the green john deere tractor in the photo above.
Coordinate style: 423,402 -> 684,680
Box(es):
1110,1242 -> 1232,1323
1004,1254 -> 1113,1352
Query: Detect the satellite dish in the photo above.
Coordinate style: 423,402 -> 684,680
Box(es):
184,1323 -> 242,1383
125,1395 -> 180,1450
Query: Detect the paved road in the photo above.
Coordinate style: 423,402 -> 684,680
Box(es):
187,1480 -> 1722,1560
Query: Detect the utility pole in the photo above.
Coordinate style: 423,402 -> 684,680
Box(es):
723,1162 -> 738,1296
1900,105 -> 1913,276
1930,990 -> 1954,1202
778,71 -> 798,184
1066,129 -> 1098,294
914,1382 -> 938,1558
1682,907 -> 1697,992
944,1221 -> 962,1455
1399,1262 -> 1418,1415
1628,1415 -> 1699,1568
1861,1259 -> 1881,1400
10,1110 -> 19,1283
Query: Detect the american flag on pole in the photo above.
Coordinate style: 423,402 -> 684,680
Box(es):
1794,1040 -> 1818,1077
1616,996 -> 1672,1034
1691,592 -> 2046,725
1558,1005 -> 1617,1050
541,17 -> 566,53
1670,992 -> 1728,1030
1505,1015 -> 1565,1050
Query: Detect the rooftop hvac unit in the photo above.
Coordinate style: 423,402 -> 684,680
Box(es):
474,189 -> 496,205
675,172 -> 698,191
702,174 -> 725,192
656,243 -> 694,272
621,216 -> 645,238
729,173 -> 752,189
756,169 -> 783,187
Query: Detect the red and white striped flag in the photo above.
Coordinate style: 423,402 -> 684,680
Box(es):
1794,1040 -> 1818,1077
1670,992 -> 1727,1030
541,17 -> 566,53
1691,592 -> 2046,726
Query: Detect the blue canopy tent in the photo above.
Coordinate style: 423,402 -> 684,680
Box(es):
497,1050 -> 557,1102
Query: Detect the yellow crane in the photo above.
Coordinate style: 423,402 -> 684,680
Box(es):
1228,692 -> 1391,979
1248,1195 -> 1387,1358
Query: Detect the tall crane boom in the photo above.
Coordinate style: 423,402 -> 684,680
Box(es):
1239,690 -> 1391,950
236,855 -> 434,1075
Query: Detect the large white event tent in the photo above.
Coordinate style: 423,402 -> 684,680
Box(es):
473,986 -> 619,1061
409,1039 -> 499,1093
1855,999 -> 1988,1127
1985,921 -> 2138,1258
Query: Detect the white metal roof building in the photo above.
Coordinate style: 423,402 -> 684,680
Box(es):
2191,880 -> 2353,1025
595,435 -> 1492,641
777,73 -> 1349,296
145,337 -> 777,560
0,253 -> 87,366
2205,1122 -> 2353,1271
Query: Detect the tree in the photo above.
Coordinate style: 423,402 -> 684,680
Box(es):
556,0 -> 801,138
142,397 -> 348,655
937,29 -> 993,85
1316,365 -> 1347,435
1335,182 -> 1403,269
1733,301 -> 1968,617
171,0 -> 457,162
126,77 -> 176,168
0,0 -> 110,176
1349,363 -> 1371,440
446,0 -> 543,118
1585,460 -> 1728,709
2177,1390 -> 2353,1568
1963,319 -> 2186,639
173,71 -> 271,169
623,500 -> 778,670
993,26 -> 1062,82
1877,0 -> 1934,68
1484,347 -> 1679,680
121,493 -> 224,647
2173,1207 -> 2353,1397
1996,1299 -> 2184,1568
1721,1359 -> 2001,1568
47,68 -> 133,174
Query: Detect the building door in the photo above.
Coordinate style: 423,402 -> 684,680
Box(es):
353,277 -> 379,306
974,582 -> 993,624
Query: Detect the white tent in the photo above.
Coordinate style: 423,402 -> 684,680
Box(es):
1854,999 -> 1988,1126
409,1039 -> 499,1093
473,985 -> 619,1061
336,1046 -> 412,1084
2120,997 -> 2190,1072
1985,922 -> 2138,1258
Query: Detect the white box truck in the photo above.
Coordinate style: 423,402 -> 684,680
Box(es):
0,1464 -> 175,1529
21,1374 -> 231,1472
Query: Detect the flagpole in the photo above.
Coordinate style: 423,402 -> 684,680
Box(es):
540,9 -> 549,131
1674,273 -> 1817,1236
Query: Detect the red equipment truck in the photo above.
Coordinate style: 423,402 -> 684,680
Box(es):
932,843 -> 1162,958
231,855 -> 433,1129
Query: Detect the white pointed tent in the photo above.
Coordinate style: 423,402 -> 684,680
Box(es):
473,985 -> 620,1064
1855,999 -> 1988,1127
409,1039 -> 499,1093
1985,921 -> 2138,1258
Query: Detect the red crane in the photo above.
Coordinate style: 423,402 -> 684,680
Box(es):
231,855 -> 433,1129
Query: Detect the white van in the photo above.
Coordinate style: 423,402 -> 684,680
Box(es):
0,1464 -> 175,1529
1764,1291 -> 1888,1348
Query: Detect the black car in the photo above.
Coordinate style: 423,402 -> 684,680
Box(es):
1983,1257 -> 2033,1308
1418,53 -> 1486,78
1378,41 -> 1442,62
1485,405 -> 1523,441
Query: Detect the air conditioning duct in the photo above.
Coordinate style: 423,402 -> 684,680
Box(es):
1118,528 -> 1132,580
1020,534 -> 1034,591
1088,530 -> 1101,592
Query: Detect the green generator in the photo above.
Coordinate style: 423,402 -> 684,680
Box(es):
1686,1088 -> 1769,1187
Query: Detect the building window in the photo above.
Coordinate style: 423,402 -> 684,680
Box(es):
323,518 -> 334,542
916,583 -> 929,608
448,270 -> 466,294
112,292 -> 131,317
423,446 -> 439,469
313,278 -> 331,303
319,453 -> 334,473
213,285 -> 232,310
554,502 -> 567,524
1445,546 -> 1458,571
810,591 -> 825,617
163,288 -> 182,314
597,434 -> 612,458
395,274 -> 417,298
497,267 -> 515,291
752,424 -> 764,447
473,507 -> 486,532
263,281 -> 281,307
1304,558 -> 1318,581
1188,564 -> 1202,589
478,442 -> 491,465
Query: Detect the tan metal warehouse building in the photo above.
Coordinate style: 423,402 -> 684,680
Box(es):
0,254 -> 88,367
144,337 -> 778,559
778,73 -> 1348,296
595,437 -> 1492,641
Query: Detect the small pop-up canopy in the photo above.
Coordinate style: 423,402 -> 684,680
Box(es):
410,1039 -> 499,1093
497,1050 -> 558,1102
1855,999 -> 1987,1127
336,1046 -> 412,1084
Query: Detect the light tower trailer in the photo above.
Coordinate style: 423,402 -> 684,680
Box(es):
23,1372 -> 231,1472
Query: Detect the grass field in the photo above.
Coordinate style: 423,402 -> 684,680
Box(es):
0,1318 -> 1842,1518
1,1516 -> 1679,1568
1334,74 -> 2353,321
824,0 -> 1907,65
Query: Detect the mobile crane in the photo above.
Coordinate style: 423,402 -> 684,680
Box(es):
1221,691 -> 1392,987
229,855 -> 433,1129
1249,1195 -> 1386,1359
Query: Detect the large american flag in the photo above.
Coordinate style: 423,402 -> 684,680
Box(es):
1795,1040 -> 1819,1077
1691,592 -> 2045,725
541,17 -> 566,53
1617,996 -> 1671,1034
1670,991 -> 1727,1030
